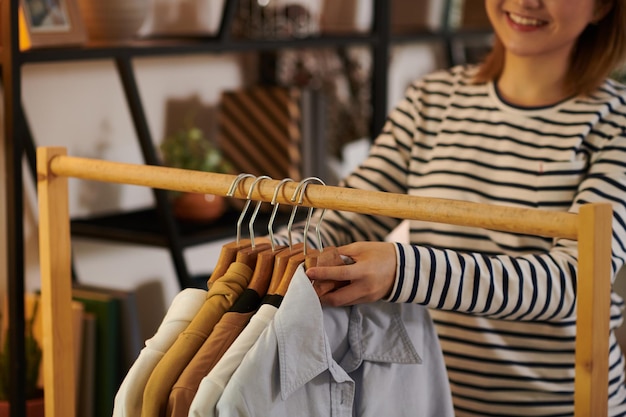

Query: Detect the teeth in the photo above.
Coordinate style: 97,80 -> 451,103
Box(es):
508,12 -> 544,26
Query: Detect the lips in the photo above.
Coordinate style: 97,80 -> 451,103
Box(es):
506,12 -> 547,28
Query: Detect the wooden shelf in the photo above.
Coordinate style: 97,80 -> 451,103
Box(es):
3,0 -> 492,412
12,28 -> 492,64
70,207 -> 303,249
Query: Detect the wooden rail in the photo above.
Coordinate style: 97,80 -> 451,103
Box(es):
37,147 -> 612,417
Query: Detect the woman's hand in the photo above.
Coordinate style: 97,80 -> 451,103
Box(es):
305,242 -> 397,306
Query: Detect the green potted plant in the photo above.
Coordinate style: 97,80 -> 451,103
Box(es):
160,122 -> 235,222
0,299 -> 44,417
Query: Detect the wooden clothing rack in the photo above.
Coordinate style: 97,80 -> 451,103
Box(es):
37,146 -> 612,417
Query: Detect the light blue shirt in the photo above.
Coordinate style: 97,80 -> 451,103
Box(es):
216,264 -> 454,416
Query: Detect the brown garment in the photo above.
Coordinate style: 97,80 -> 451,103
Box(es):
166,289 -> 262,417
141,262 -> 252,417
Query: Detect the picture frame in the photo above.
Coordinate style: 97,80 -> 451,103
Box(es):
19,0 -> 86,48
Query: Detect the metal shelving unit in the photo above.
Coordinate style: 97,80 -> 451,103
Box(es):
2,0 -> 491,415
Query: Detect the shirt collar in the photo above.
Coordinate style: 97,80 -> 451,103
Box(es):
339,302 -> 422,372
274,264 -> 352,400
273,263 -> 423,400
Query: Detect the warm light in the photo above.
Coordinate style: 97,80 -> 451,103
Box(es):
18,7 -> 32,50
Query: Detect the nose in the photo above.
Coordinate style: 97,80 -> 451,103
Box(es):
516,0 -> 541,8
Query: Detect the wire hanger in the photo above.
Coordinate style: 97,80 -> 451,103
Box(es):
275,177 -> 326,297
245,178 -> 293,296
267,178 -> 308,294
208,173 -> 256,286
297,177 -> 328,270
266,178 -> 304,294
295,177 -> 327,256
234,175 -> 273,269
268,178 -> 295,252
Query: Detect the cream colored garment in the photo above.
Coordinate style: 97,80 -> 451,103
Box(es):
113,288 -> 207,417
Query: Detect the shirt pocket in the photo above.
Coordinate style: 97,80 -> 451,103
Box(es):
535,160 -> 587,210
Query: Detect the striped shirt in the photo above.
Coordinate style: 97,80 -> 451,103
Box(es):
283,65 -> 626,416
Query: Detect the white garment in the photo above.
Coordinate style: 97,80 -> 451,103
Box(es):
189,301 -> 279,417
113,288 -> 207,417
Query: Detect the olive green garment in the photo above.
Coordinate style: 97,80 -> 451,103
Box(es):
141,262 -> 252,417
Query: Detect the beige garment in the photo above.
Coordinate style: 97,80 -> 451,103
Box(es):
141,262 -> 252,417
167,309 -> 256,417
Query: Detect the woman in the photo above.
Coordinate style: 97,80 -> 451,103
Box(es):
275,0 -> 626,415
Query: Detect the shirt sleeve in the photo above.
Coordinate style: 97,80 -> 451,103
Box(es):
385,132 -> 626,322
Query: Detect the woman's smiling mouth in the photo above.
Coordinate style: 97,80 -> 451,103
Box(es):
506,11 -> 547,28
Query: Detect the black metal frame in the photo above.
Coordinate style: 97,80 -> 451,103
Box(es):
2,0 -> 26,415
2,0 -> 492,414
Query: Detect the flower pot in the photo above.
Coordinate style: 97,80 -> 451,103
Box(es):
173,193 -> 226,223
0,397 -> 45,417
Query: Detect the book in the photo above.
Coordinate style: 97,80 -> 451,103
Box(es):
72,284 -> 143,375
78,312 -> 97,417
72,288 -> 120,417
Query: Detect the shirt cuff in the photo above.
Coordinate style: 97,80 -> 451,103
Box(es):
384,242 -> 419,303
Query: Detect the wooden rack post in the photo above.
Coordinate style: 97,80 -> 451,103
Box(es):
37,147 -> 76,417
37,147 -> 612,417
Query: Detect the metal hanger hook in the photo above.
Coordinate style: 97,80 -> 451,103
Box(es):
227,173 -> 255,197
247,175 -> 272,249
291,177 -> 326,255
227,173 -> 255,245
269,178 -> 294,251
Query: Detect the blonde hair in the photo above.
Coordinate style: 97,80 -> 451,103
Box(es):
474,0 -> 626,96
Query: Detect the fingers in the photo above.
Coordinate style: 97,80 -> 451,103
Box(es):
312,266 -> 391,306
306,264 -> 353,282
306,241 -> 397,307
311,280 -> 348,297
318,281 -> 381,307
306,264 -> 362,305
